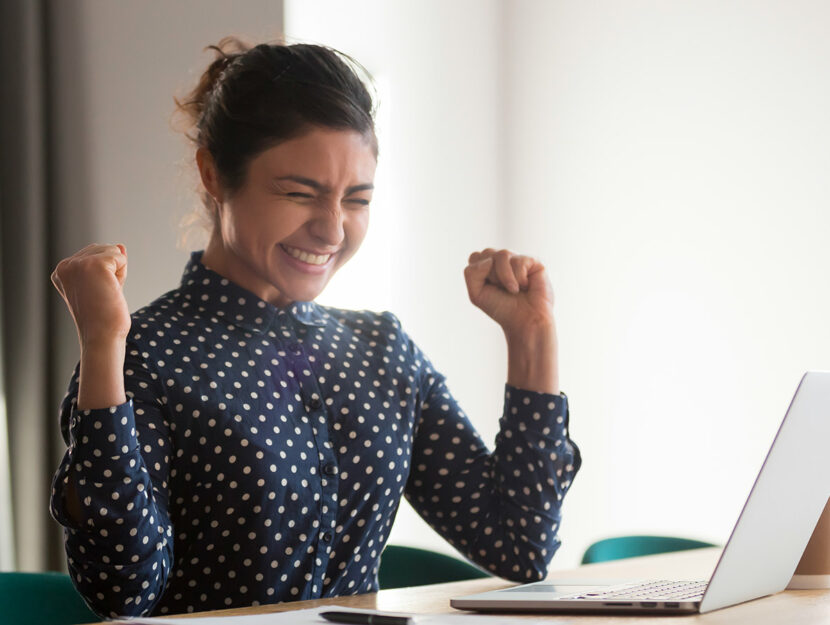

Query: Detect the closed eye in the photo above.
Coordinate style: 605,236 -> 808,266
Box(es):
285,192 -> 370,206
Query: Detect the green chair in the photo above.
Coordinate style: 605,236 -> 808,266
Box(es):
378,545 -> 490,589
0,571 -> 99,625
581,535 -> 717,565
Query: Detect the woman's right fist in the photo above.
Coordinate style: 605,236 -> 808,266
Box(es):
51,244 -> 131,347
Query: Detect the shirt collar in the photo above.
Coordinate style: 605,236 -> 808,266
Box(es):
178,251 -> 328,332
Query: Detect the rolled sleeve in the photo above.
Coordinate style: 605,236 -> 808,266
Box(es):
68,400 -> 139,460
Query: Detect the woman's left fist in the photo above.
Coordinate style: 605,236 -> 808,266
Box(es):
463,248 -> 555,337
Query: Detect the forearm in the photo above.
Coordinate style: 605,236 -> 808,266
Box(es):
51,399 -> 173,618
504,321 -> 559,395
51,342 -> 174,617
56,340 -> 128,523
78,339 -> 127,410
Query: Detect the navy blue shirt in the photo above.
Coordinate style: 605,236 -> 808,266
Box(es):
50,251 -> 581,618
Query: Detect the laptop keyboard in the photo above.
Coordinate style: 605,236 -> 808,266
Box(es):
565,580 -> 708,601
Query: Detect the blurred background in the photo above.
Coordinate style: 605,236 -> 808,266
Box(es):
1,0 -> 829,575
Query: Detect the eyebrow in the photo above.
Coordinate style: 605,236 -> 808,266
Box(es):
272,175 -> 374,194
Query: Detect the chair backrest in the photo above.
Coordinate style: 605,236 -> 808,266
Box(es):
581,535 -> 717,565
378,545 -> 490,590
0,571 -> 99,625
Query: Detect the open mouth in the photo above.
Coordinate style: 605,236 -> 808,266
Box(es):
280,244 -> 332,266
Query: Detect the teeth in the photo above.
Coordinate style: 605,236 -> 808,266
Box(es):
282,245 -> 331,265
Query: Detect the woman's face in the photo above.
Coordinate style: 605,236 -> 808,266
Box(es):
199,127 -> 377,306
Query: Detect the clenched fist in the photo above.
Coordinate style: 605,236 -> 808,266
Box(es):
464,248 -> 555,338
464,248 -> 559,394
51,244 -> 131,347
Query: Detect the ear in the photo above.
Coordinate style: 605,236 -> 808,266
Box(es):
196,147 -> 224,204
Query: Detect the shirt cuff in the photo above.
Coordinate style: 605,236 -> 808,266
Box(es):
503,384 -> 569,430
68,399 -> 139,460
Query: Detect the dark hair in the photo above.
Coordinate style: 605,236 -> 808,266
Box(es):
174,36 -> 378,221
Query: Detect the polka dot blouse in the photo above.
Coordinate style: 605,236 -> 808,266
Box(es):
49,251 -> 581,618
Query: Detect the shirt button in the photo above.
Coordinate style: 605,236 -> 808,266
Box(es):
323,463 -> 338,476
310,397 -> 322,410
322,531 -> 333,542
288,342 -> 302,355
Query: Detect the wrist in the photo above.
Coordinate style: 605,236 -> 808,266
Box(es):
78,327 -> 130,349
79,340 -> 128,373
505,321 -> 559,395
78,340 -> 127,411
503,317 -> 556,350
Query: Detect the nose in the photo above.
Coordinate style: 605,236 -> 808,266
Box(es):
309,198 -> 345,247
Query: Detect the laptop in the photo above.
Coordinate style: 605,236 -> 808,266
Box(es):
452,371 -> 830,615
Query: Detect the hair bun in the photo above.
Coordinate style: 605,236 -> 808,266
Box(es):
172,36 -> 252,143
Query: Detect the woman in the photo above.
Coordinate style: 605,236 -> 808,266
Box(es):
49,38 -> 581,618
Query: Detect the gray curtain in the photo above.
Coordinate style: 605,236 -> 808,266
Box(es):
0,0 -> 89,572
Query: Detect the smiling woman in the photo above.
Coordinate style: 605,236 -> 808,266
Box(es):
47,36 -> 581,619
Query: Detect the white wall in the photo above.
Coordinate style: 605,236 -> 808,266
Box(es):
503,0 -> 830,567
288,0 -> 830,569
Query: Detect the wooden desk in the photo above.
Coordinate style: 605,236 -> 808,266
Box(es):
90,548 -> 830,623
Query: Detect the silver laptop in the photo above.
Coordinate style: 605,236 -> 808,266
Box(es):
452,371 -> 830,615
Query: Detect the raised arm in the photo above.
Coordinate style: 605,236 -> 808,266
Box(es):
49,245 -> 174,618
405,249 -> 580,580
